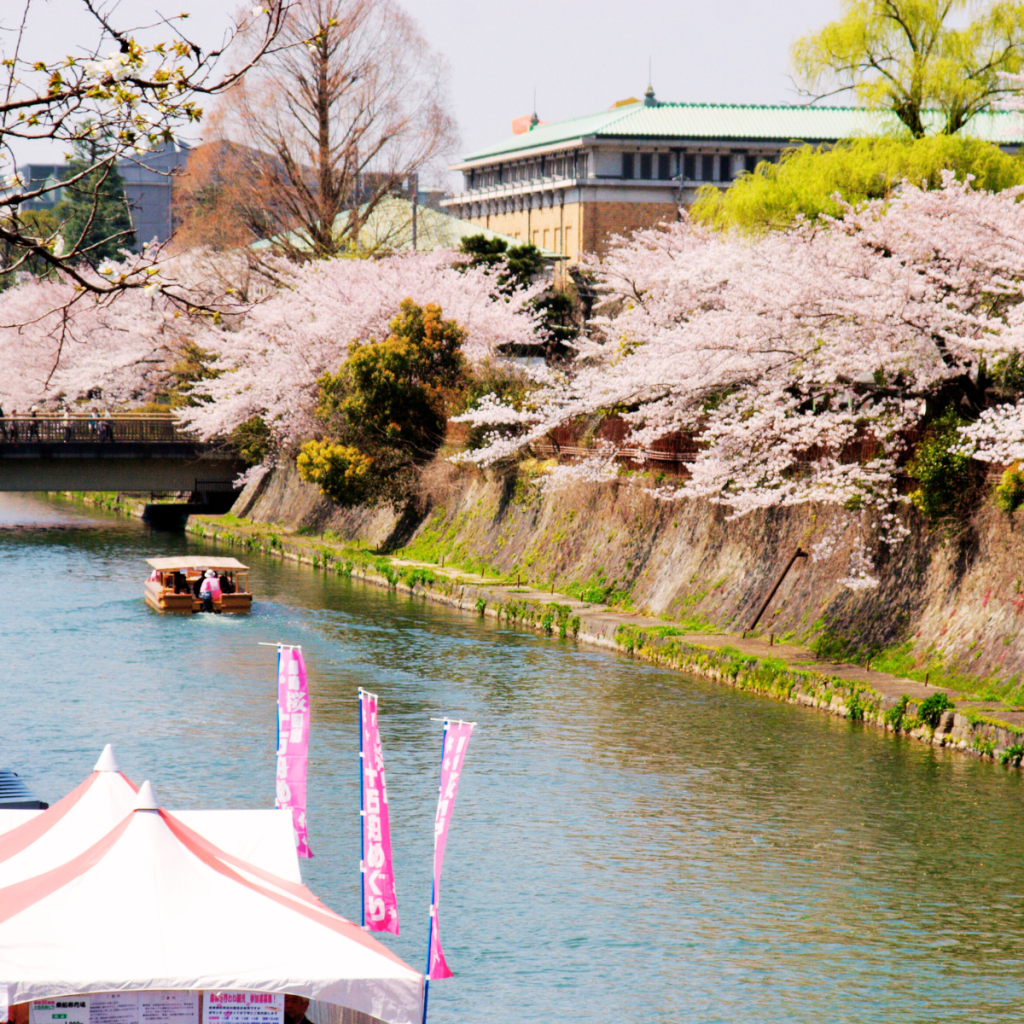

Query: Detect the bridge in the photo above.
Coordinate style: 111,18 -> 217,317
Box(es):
0,414 -> 244,493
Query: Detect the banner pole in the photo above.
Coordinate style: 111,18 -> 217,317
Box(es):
422,718 -> 449,1024
358,688 -> 366,929
274,644 -> 282,767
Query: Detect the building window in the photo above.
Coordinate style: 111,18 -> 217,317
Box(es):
719,154 -> 731,181
554,227 -> 561,252
745,153 -> 759,174
640,153 -> 652,180
684,154 -> 696,180
622,152 -> 634,179
658,153 -> 671,180
701,154 -> 714,181
564,226 -> 573,256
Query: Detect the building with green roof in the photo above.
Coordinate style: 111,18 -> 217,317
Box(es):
441,86 -> 1024,263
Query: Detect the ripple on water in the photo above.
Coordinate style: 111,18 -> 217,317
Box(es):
1,493 -> 1023,1023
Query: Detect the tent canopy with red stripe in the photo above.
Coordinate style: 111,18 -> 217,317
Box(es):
0,781 -> 422,1024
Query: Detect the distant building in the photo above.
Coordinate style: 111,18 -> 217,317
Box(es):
443,87 -> 1024,262
18,140 -> 190,250
118,141 -> 190,248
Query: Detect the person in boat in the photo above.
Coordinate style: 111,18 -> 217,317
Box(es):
219,572 -> 235,594
199,569 -> 222,612
174,570 -> 189,594
148,568 -> 161,583
284,995 -> 313,1024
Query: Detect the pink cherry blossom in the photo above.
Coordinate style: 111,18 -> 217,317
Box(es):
456,175 -> 1024,586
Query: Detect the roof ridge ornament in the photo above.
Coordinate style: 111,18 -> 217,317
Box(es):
133,780 -> 160,811
94,744 -> 120,772
644,83 -> 657,107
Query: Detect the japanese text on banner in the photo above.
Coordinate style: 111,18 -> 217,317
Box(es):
277,646 -> 313,858
204,993 -> 281,1024
428,720 -> 475,980
361,690 -> 399,934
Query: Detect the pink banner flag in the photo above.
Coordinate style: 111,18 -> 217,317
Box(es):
360,689 -> 399,934
427,720 -> 475,980
276,645 -> 313,858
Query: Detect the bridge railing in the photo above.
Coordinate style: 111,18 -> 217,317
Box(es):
0,415 -> 194,444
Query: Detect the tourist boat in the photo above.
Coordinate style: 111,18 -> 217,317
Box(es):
144,556 -> 252,614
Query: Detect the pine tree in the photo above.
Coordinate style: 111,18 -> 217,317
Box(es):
56,139 -> 135,263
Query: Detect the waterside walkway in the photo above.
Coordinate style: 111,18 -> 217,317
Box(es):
184,512 -> 1024,763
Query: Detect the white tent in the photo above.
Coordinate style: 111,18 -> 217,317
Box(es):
0,746 -> 139,887
0,782 -> 423,1024
0,748 -> 301,884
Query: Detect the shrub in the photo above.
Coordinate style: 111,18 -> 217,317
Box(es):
918,692 -> 955,728
907,409 -> 973,522
999,743 -> 1024,767
884,695 -> 910,732
300,299 -> 469,507
995,462 -> 1024,516
230,415 -> 272,466
296,441 -> 375,505
846,690 -> 865,722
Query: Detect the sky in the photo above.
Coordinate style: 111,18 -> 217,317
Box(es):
5,0 -> 845,175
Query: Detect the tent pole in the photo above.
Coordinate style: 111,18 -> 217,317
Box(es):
358,688 -> 366,929
274,644 -> 282,793
422,719 -> 449,1024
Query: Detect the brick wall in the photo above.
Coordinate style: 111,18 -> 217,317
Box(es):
580,201 -> 679,255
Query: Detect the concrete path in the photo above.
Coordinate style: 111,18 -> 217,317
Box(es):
389,557 -> 1024,727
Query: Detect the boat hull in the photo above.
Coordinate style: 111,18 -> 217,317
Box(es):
145,581 -> 252,614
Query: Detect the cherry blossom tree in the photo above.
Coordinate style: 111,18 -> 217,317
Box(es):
0,247 -> 543,426
0,272 -> 195,409
456,175 -> 1024,587
176,250 -> 545,451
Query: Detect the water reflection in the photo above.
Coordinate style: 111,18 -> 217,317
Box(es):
0,494 -> 1022,1023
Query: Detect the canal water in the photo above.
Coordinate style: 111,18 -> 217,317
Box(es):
2,493 -> 1024,1023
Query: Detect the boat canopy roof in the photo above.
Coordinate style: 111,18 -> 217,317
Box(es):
146,556 -> 249,571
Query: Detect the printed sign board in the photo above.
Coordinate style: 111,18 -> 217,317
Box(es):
30,993 -> 199,1024
140,993 -> 198,1024
90,993 -> 138,1024
203,992 -> 283,1024
31,999 -> 89,1024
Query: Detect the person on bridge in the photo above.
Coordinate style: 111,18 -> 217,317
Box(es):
199,569 -> 222,612
0,405 -> 6,441
9,410 -> 18,443
28,407 -> 39,441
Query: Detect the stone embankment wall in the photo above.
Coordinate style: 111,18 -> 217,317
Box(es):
233,458 -> 1024,695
